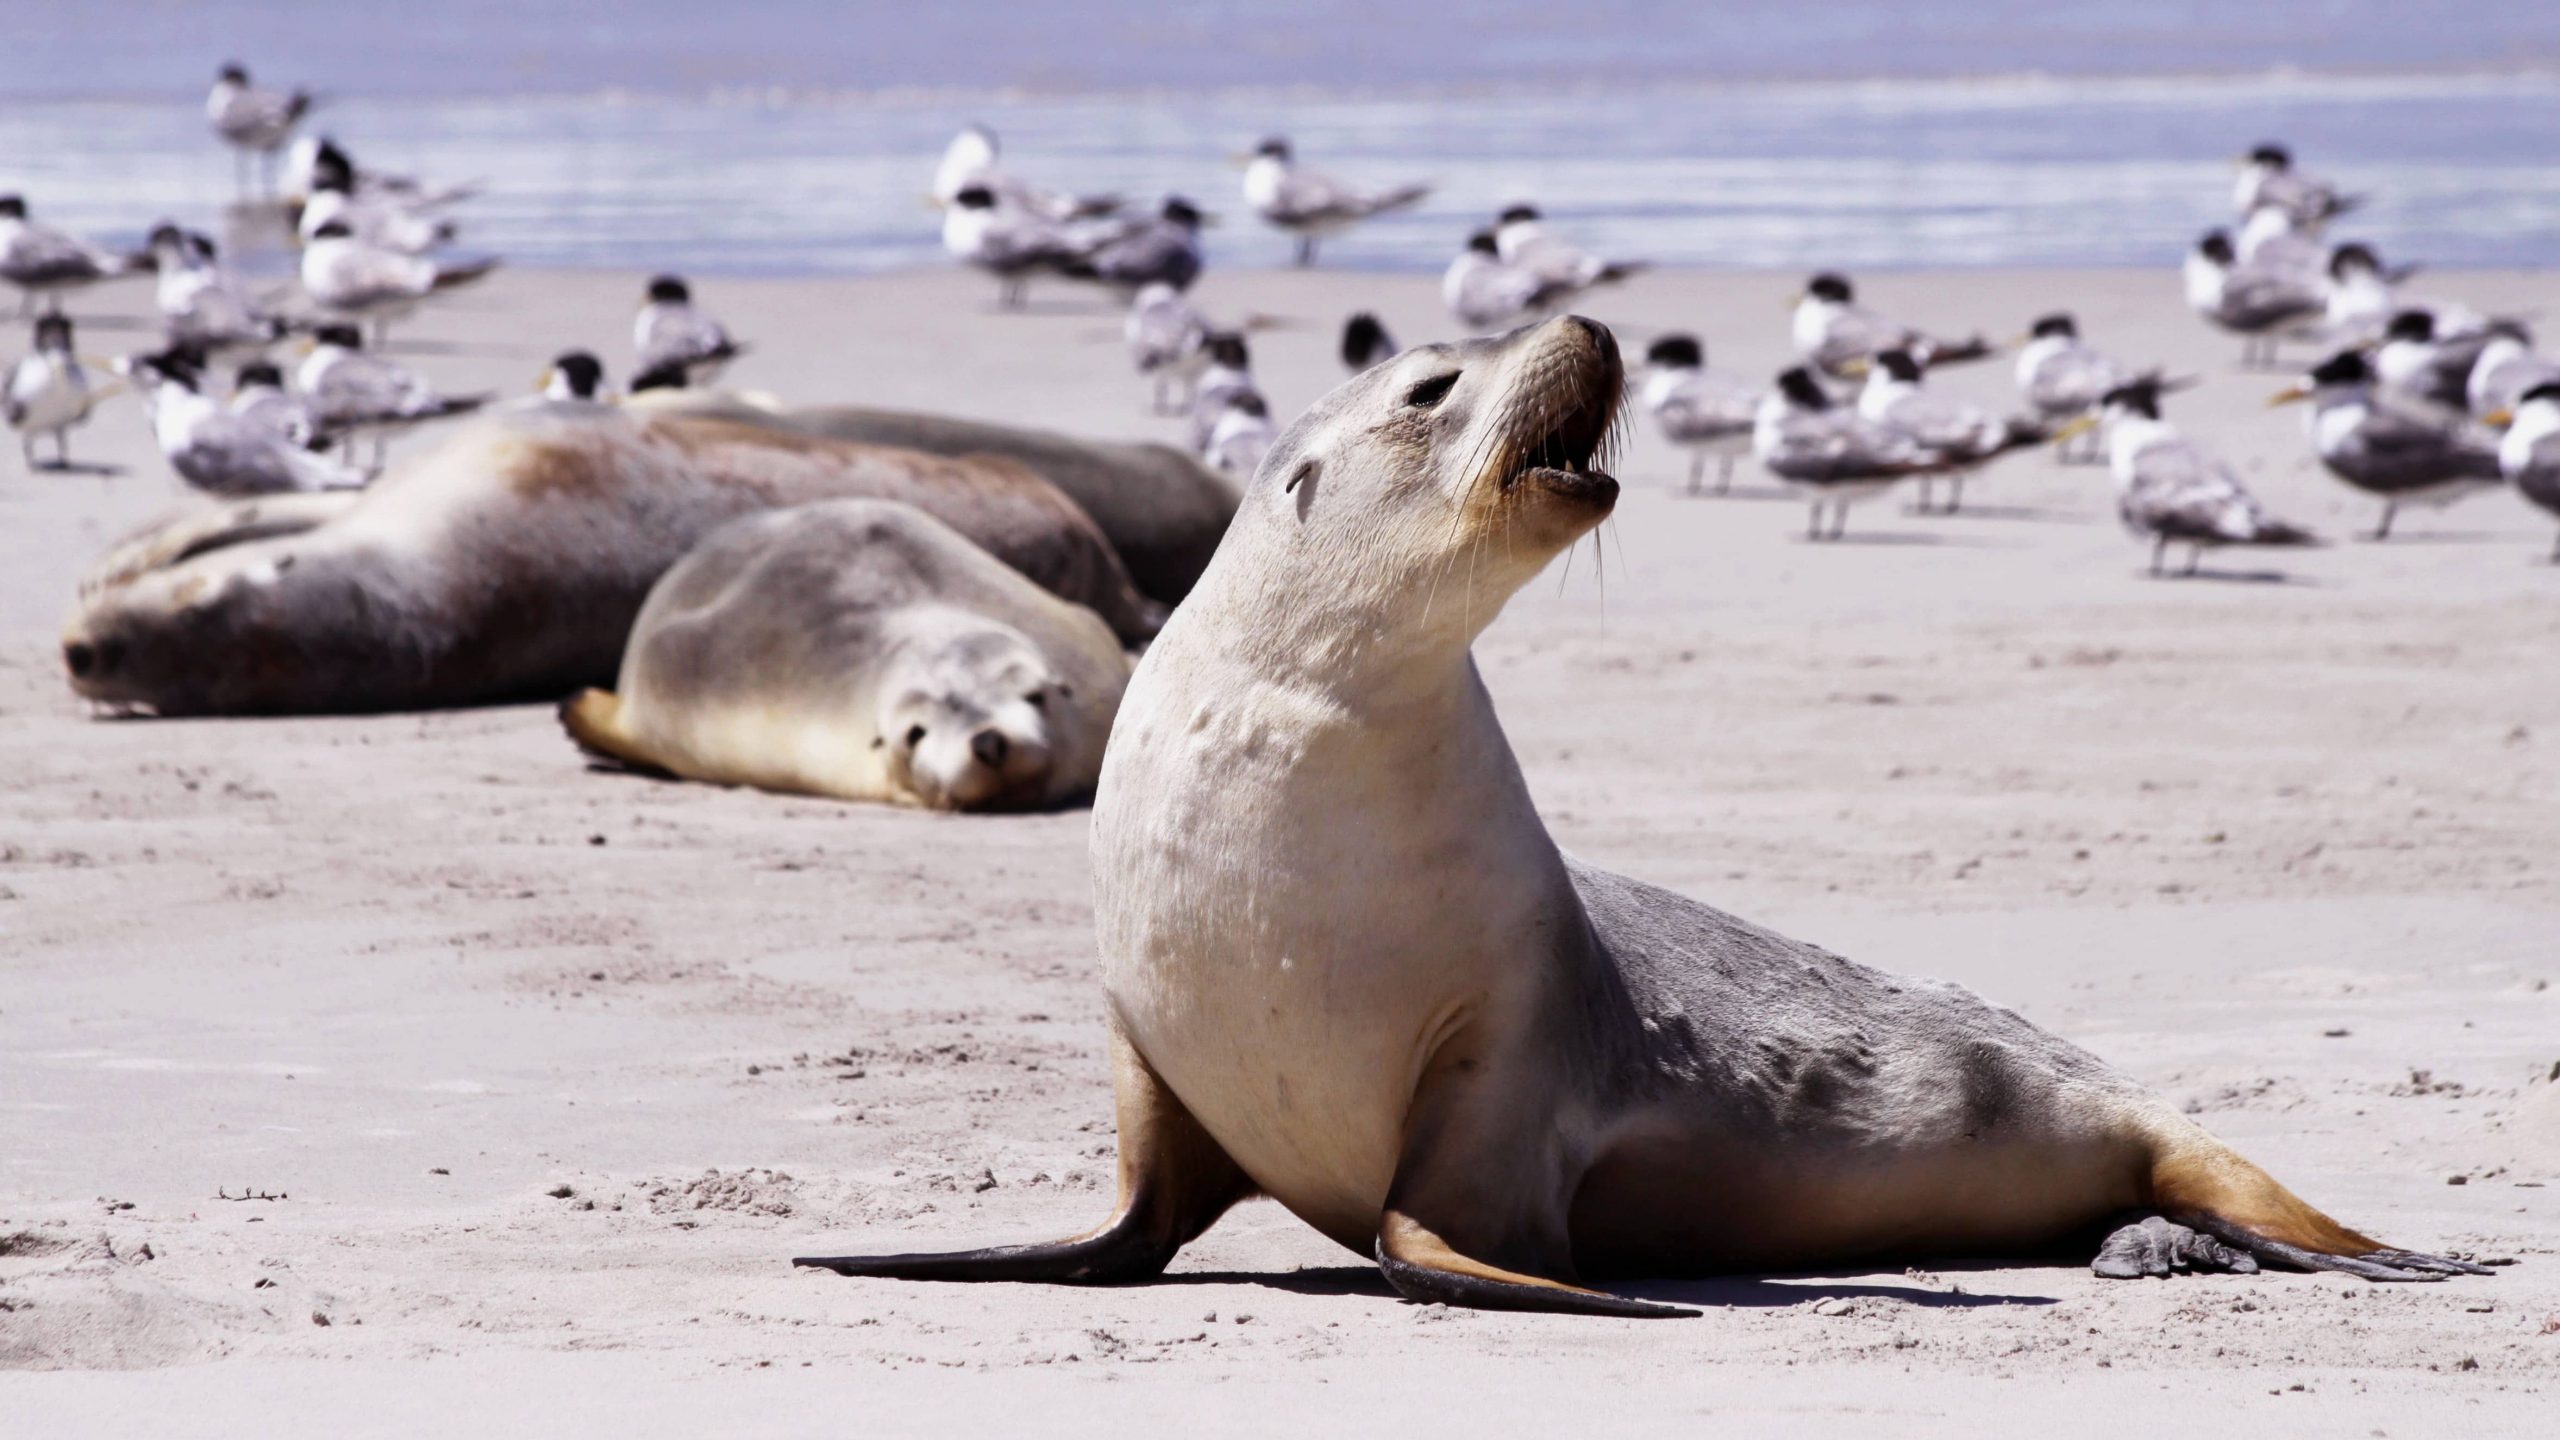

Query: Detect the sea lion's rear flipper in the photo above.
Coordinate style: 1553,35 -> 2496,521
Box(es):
794,1030 -> 1252,1285
1373,1212 -> 1693,1319
557,690 -> 672,776
2109,1130 -> 2495,1283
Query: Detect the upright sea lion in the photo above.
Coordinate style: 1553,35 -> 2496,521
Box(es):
633,391 -> 1238,606
562,499 -> 1129,811
797,317 -> 2488,1314
62,402 -> 1155,716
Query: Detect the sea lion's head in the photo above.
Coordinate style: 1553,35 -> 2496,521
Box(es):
63,541 -> 407,717
877,627 -> 1094,812
1237,314 -> 1623,627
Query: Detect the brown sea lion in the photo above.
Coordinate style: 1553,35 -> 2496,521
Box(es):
62,400 -> 1155,715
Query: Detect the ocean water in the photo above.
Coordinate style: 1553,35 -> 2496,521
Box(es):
2,4 -> 2556,277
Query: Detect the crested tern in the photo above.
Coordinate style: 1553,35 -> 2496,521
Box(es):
120,347 -> 364,494
0,196 -> 136,317
299,220 -> 496,344
2183,229 -> 2323,368
1340,312 -> 1397,373
6,314 -> 111,469
1126,283 -> 1211,415
634,275 -> 746,386
1640,334 -> 1762,495
2064,379 -> 2316,575
2271,350 -> 2504,539
1856,348 -> 2047,514
2495,380 -> 2560,561
1753,365 -> 1941,539
1241,137 -> 1429,268
1792,272 -> 1990,380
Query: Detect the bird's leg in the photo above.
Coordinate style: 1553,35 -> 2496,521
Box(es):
1830,504 -> 1849,541
2150,535 -> 2167,577
1914,477 -> 1933,513
1942,477 -> 1965,515
1687,451 -> 1703,496
1718,453 -> 1736,494
1295,236 -> 1316,268
1807,501 -> 1825,541
2369,502 -> 2396,542
2185,545 -> 2202,577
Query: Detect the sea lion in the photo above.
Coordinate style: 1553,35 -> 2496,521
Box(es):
631,391 -> 1238,606
62,402 -> 1155,716
797,317 -> 2489,1314
561,500 -> 1129,811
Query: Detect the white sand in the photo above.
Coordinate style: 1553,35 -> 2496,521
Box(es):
3,264 -> 2556,1435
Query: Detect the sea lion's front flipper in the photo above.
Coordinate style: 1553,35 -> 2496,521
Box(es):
1373,1212 -> 1695,1319
794,1029 -> 1252,1285
1368,1051 -> 1695,1320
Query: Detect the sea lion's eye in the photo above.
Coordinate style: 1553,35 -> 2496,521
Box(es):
1404,372 -> 1459,409
1024,691 -> 1047,709
904,724 -> 927,748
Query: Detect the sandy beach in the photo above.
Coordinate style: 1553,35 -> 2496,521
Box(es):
4,263 -> 2557,1435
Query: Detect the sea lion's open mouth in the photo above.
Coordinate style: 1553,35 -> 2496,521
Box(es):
1496,318 -> 1623,505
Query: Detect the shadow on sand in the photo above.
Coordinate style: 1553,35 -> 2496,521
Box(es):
1154,1262 -> 2060,1310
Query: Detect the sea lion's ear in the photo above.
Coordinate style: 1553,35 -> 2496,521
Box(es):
1285,459 -> 1317,494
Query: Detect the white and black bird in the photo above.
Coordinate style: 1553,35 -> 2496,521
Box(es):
147,224 -> 288,357
2232,143 -> 2359,227
1443,230 -> 1570,332
1202,391 -> 1276,479
1792,272 -> 1990,380
2068,380 -> 2316,576
206,62 -> 312,196
2183,229 -> 2325,368
1079,197 -> 1207,294
2271,350 -> 2504,540
1340,312 -> 1397,373
2495,381 -> 2560,562
2374,309 -> 2501,416
1857,348 -> 2047,514
1753,366 -> 1942,540
296,324 -> 489,467
228,360 -> 319,449
299,163 -> 458,256
1494,204 -> 1643,291
2466,322 -> 2560,420
1640,334 -> 1761,495
940,184 -> 1101,308
7,314 -> 111,469
2013,313 -> 2146,462
119,347 -> 364,494
1240,137 -> 1429,268
2233,202 -> 2331,275
930,124 -> 1119,222
1187,333 -> 1257,454
285,136 -> 476,212
2318,242 -> 2477,350
540,350 -> 612,404
0,195 -> 135,317
299,219 -> 496,343
1126,283 -> 1211,414
634,275 -> 746,386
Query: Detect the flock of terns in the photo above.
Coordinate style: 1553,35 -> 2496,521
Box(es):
5,72 -> 2560,573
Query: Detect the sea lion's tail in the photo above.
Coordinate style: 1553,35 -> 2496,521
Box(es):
559,689 -> 665,773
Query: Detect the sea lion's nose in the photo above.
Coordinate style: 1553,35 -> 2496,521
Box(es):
971,729 -> 1010,769
1564,314 -> 1618,359
64,641 -> 93,677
